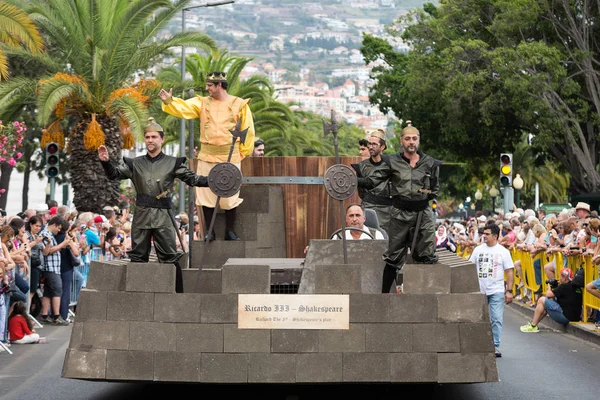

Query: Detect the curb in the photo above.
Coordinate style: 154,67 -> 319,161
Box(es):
508,301 -> 600,347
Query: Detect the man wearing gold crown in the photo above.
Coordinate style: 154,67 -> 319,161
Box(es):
357,121 -> 442,293
159,71 -> 255,241
351,129 -> 392,234
98,117 -> 210,293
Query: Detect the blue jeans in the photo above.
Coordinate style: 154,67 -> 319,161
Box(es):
487,292 -> 505,349
544,298 -> 570,325
60,270 -> 73,320
534,258 -> 542,286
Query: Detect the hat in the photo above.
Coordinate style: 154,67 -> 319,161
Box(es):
207,71 -> 227,83
370,129 -> 386,142
103,206 -> 114,211
401,120 -> 420,137
144,117 -> 163,133
36,204 -> 49,214
560,268 -> 573,281
575,202 -> 591,212
254,137 -> 265,147
94,215 -> 108,224
477,215 -> 487,222
49,206 -> 58,215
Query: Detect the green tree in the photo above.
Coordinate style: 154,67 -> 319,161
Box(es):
361,0 -> 598,196
0,0 -> 217,213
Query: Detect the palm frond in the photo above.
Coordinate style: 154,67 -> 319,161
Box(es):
0,76 -> 36,120
37,78 -> 90,124
108,95 -> 148,139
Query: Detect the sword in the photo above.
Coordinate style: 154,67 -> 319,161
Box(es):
323,109 -> 349,264
156,179 -> 186,252
193,120 -> 248,291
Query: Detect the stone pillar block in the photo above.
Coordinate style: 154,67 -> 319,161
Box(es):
62,348 -> 106,380
451,263 -> 481,293
403,263 -> 451,294
459,323 -> 495,353
221,264 -> 271,294
126,263 -> 175,293
200,353 -> 248,383
106,350 -> 154,381
343,353 -> 390,382
365,324 -> 412,352
176,324 -> 223,352
75,290 -> 107,321
314,264 -> 361,294
86,261 -> 126,292
154,293 -> 202,323
271,330 -> 318,353
107,292 -> 154,322
412,323 -> 460,353
390,353 -> 438,382
190,240 -> 246,269
318,324 -> 365,352
129,322 -> 176,352
296,353 -> 343,383
438,353 -> 490,383
154,352 -> 201,382
183,268 -> 222,294
200,294 -> 238,323
223,324 -> 270,353
389,294 -> 438,323
349,294 -> 390,322
80,320 -> 130,350
438,293 -> 488,323
248,353 -> 297,383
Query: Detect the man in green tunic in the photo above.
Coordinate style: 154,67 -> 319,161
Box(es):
358,121 -> 442,293
98,117 -> 209,293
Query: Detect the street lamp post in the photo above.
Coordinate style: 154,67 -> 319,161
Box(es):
489,186 -> 499,214
474,189 -> 482,211
179,0 -> 235,212
513,174 -> 524,209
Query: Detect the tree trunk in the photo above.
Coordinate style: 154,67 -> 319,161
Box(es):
0,162 -> 14,210
69,114 -> 122,213
22,158 -> 30,211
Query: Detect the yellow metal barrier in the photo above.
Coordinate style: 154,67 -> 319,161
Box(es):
583,256 -> 600,323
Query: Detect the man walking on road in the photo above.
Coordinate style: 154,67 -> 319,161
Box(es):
159,71 -> 255,241
469,223 -> 514,358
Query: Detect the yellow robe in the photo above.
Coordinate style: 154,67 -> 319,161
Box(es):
162,95 -> 255,209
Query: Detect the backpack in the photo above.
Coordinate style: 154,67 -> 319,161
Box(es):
572,267 -> 585,288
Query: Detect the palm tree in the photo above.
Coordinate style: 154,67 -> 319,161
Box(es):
0,0 -> 217,212
0,2 -> 43,81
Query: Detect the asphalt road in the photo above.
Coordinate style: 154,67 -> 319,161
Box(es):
1,306 -> 599,400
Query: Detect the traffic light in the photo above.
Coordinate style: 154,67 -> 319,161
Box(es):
45,142 -> 59,178
432,199 -> 437,214
500,153 -> 512,186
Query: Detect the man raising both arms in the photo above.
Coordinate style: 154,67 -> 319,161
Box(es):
159,72 -> 255,241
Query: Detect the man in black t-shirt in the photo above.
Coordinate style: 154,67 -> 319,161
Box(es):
520,268 -> 582,333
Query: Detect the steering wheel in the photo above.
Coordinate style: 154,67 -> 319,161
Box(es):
329,227 -> 374,240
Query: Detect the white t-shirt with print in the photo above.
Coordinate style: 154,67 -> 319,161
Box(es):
469,243 -> 514,295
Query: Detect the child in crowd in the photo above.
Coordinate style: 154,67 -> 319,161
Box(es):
8,301 -> 44,344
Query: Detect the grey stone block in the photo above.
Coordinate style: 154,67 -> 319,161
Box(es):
403,263 -> 451,294
412,323 -> 460,353
389,294 -> 438,323
210,211 -> 259,241
154,293 -> 202,323
106,350 -> 154,381
251,220 -> 287,248
200,294 -> 238,323
437,353 -> 488,383
390,353 -> 438,382
81,320 -> 130,350
62,348 -> 106,379
315,264 -> 362,294
248,353 -> 297,383
183,268 -> 222,293
483,352 -> 499,381
221,264 -> 271,294
451,263 -> 481,293
438,294 -> 489,323
190,240 -> 245,269
154,352 -> 201,382
176,324 -> 223,352
238,186 -> 271,214
200,353 -> 248,383
75,290 -> 107,321
126,263 -> 175,293
271,330 -> 319,353
365,324 -> 412,352
244,245 -> 287,259
129,322 -> 176,352
459,323 -> 495,353
86,261 -> 126,291
107,292 -> 154,321
296,353 -> 343,383
349,294 -> 390,322
343,353 -> 390,382
318,324 -> 365,352
69,321 -> 83,348
223,324 -> 270,352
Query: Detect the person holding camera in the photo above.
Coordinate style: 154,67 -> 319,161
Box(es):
520,268 -> 583,333
25,216 -> 45,308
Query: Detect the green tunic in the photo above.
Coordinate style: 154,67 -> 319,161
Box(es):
352,156 -> 392,234
359,149 -> 442,268
101,152 -> 208,263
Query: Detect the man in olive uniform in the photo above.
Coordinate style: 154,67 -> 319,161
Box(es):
352,129 -> 391,234
98,117 -> 210,293
358,121 -> 442,293
159,72 -> 255,241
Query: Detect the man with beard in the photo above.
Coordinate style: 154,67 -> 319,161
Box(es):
351,129 -> 391,235
98,117 -> 210,293
357,121 -> 442,293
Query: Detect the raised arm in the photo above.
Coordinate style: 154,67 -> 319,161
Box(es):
174,157 -> 209,187
98,145 -> 132,180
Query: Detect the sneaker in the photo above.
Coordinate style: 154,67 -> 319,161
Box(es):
520,322 -> 539,333
396,284 -> 403,294
38,337 -> 47,344
40,315 -> 53,324
494,348 -> 502,358
53,316 -> 70,326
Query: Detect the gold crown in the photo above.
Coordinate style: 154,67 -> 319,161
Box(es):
370,129 -> 386,141
207,71 -> 227,82
144,117 -> 163,133
401,120 -> 420,137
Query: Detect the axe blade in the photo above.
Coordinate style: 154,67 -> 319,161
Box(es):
229,120 -> 249,144
323,120 -> 332,137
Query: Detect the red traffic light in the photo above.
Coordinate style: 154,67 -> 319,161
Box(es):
501,154 -> 510,164
47,143 -> 59,154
